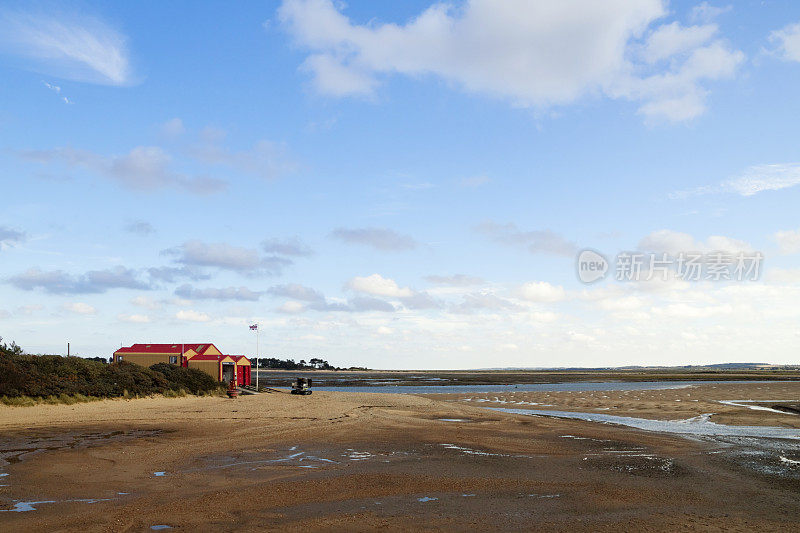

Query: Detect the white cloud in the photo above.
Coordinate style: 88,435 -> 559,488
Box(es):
277,301 -> 306,314
638,229 -> 751,255
19,146 -> 227,194
175,310 -> 211,322
672,163 -> 800,198
347,274 -> 413,298
518,281 -> 566,303
118,313 -> 151,323
165,240 -> 291,275
131,296 -> 160,310
773,228 -> 800,255
0,9 -> 132,85
639,21 -> 718,63
278,0 -> 743,122
63,302 -> 96,315
43,81 -> 71,104
769,22 -> 800,63
689,3 -> 732,24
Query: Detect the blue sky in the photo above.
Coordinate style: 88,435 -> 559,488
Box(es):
2,0 -> 800,368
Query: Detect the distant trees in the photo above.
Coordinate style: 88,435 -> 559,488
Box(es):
256,357 -> 337,370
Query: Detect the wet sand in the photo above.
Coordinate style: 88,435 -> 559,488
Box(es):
1,383 -> 799,532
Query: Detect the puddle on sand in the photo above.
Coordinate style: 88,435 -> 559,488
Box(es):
417,496 -> 438,502
151,526 -> 173,530
490,408 -> 800,439
719,400 -> 799,415
153,471 -> 167,477
0,497 -> 112,513
438,418 -> 470,422
493,407 -> 800,479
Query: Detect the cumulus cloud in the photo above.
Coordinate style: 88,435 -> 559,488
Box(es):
638,229 -> 751,255
769,21 -> 800,63
262,236 -> 314,256
163,240 -> 292,276
671,163 -> 800,199
125,220 -> 155,235
0,226 -> 25,250
476,221 -> 578,256
174,284 -> 263,301
331,227 -> 417,251
518,281 -> 566,303
63,302 -> 96,315
18,146 -> 227,194
0,8 -> 132,85
278,0 -> 743,122
347,274 -> 413,298
9,266 -> 150,294
773,229 -> 800,255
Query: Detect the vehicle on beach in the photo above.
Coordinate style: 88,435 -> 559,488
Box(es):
291,377 -> 313,395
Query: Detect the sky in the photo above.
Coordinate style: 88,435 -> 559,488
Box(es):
2,0 -> 800,369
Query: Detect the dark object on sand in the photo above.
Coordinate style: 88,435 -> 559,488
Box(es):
291,377 -> 313,395
772,403 -> 800,415
226,380 -> 239,398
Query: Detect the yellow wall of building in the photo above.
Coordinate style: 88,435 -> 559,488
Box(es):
188,360 -> 221,381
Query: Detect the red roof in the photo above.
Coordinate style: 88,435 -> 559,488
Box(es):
114,343 -> 215,355
190,353 -> 229,361
231,355 -> 251,364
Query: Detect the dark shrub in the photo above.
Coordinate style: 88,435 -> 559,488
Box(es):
150,363 -> 221,394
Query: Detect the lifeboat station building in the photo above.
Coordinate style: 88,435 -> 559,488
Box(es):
113,343 -> 251,386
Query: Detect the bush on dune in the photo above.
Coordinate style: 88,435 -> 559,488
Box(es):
0,344 -> 223,404
149,363 -> 221,395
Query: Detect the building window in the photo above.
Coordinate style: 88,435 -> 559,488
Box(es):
169,356 -> 178,364
117,355 -> 123,362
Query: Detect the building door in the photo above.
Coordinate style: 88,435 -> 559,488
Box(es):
222,363 -> 235,384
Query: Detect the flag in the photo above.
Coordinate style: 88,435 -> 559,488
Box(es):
249,324 -> 258,330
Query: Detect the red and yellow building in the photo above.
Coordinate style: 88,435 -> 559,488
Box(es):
113,343 -> 251,386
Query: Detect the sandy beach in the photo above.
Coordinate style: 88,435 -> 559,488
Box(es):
1,382 -> 800,532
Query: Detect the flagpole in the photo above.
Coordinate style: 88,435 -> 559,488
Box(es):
255,323 -> 259,390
